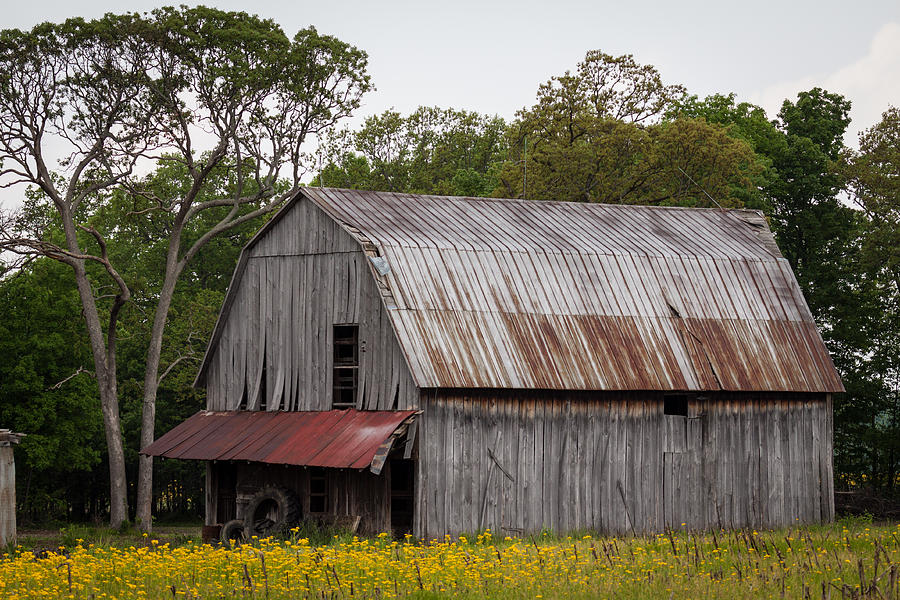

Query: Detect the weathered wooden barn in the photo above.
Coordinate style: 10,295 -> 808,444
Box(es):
145,188 -> 844,538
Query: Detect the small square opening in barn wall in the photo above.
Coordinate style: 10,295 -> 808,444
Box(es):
663,394 -> 689,417
332,324 -> 359,409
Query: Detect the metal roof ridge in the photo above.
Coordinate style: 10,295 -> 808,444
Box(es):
310,187 -> 758,214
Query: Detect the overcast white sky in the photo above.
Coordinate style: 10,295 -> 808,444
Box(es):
3,0 -> 899,203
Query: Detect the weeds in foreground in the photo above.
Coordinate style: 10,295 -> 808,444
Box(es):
1,522 -> 898,599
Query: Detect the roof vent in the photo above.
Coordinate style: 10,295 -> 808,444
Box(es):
370,256 -> 391,276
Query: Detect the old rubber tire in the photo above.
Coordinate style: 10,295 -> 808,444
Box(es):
243,486 -> 302,538
220,519 -> 246,546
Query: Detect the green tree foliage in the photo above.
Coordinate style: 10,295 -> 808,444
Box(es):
767,89 -> 853,288
497,52 -> 765,208
319,106 -> 507,196
0,7 -> 371,527
840,108 -> 900,489
845,107 -> 900,300
0,260 -> 104,521
672,93 -> 783,150
669,93 -> 782,212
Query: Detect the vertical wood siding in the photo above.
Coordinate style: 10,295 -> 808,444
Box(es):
204,198 -> 417,412
417,391 -> 833,537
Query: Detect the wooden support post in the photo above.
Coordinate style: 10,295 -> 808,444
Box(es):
205,462 -> 218,526
0,430 -> 24,548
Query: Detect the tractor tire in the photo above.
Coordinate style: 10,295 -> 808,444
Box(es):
220,519 -> 246,547
243,486 -> 302,538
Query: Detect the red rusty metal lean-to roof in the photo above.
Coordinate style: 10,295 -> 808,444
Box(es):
141,410 -> 417,468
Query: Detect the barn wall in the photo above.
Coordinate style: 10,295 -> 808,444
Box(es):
204,197 -> 417,411
416,390 -> 833,537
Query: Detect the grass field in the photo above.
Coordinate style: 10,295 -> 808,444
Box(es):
2,521 -> 899,599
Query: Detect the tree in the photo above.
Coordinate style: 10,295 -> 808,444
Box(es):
496,51 -> 764,207
766,89 -> 853,318
766,90 -> 899,490
553,50 -> 687,125
668,93 -> 784,212
845,107 -> 900,303
842,107 -> 900,489
0,7 -> 371,527
319,106 -> 507,196
671,93 -> 784,151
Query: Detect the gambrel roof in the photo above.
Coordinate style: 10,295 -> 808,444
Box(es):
197,188 -> 844,394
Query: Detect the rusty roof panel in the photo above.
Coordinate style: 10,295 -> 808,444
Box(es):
297,188 -> 844,393
389,310 -> 842,392
141,410 -> 417,469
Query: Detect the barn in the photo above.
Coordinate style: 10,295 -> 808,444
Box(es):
143,187 -> 844,538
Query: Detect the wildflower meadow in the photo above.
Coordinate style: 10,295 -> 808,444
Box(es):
2,522 -> 899,599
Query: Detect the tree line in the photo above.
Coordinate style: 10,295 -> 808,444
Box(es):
0,9 -> 896,527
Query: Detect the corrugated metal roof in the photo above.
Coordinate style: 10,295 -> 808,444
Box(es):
299,188 -> 843,393
141,410 -> 417,469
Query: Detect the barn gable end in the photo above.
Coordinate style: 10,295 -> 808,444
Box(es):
198,195 -> 417,412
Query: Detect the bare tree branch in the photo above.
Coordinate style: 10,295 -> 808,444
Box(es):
157,353 -> 199,386
47,366 -> 94,390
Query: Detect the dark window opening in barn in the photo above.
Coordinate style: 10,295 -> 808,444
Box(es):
333,325 -> 359,409
664,394 -> 689,417
390,459 -> 414,537
215,463 -> 237,524
259,358 -> 267,411
309,468 -> 328,513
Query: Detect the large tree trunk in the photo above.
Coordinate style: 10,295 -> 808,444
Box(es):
136,245 -> 183,531
98,374 -> 129,527
62,212 -> 129,528
69,254 -> 129,527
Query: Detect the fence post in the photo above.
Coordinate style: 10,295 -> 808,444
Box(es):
0,429 -> 25,548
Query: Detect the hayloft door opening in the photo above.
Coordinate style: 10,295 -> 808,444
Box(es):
389,459 -> 414,537
333,325 -> 359,409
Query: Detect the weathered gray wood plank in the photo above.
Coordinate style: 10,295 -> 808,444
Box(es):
0,442 -> 18,546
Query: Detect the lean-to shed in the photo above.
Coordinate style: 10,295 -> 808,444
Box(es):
144,188 -> 843,538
